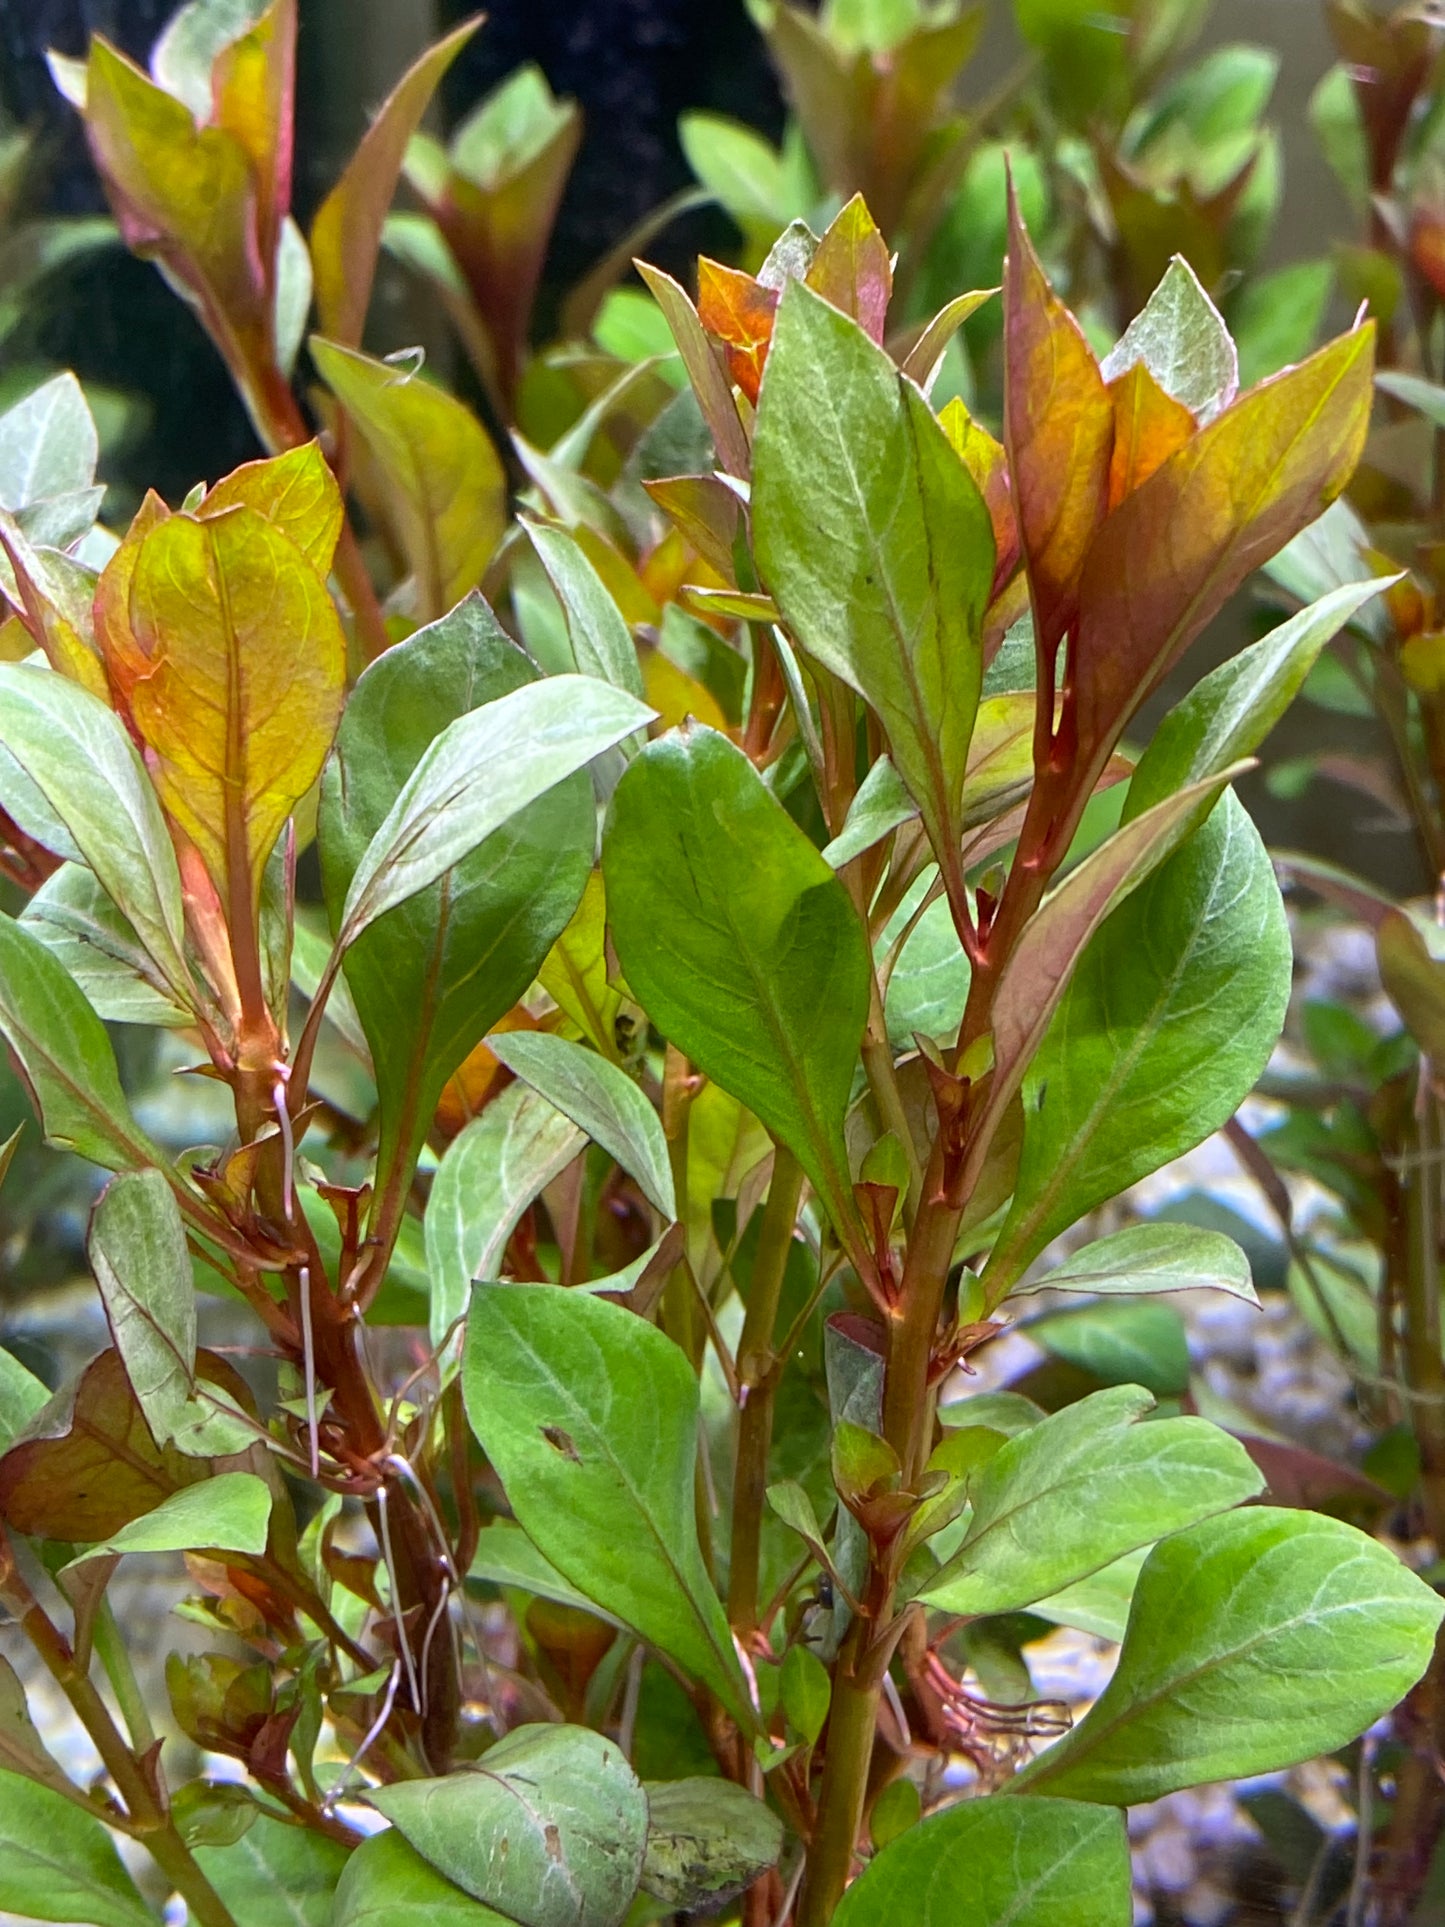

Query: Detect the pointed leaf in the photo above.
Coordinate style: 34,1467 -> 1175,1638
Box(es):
487,1031 -> 673,1218
0,663 -> 191,1000
372,1725 -> 648,1927
63,1471 -> 271,1566
1105,361 -> 1195,510
0,1771 -> 156,1927
1018,1507 -> 1445,1803
334,1831 -> 512,1926
754,277 -> 995,863
21,864 -> 191,1028
0,373 -> 97,507
697,258 -> 778,404
0,1345 -> 48,1454
1003,195 -> 1114,656
635,263 -> 751,477
427,1084 -> 586,1348
319,597 -> 595,1191
822,754 -> 917,868
1126,578 -> 1390,817
337,674 -> 651,948
1074,326 -> 1375,763
0,913 -> 162,1170
601,724 -> 869,1234
833,1795 -> 1131,1927
898,288 -> 997,390
463,1283 -> 751,1723
468,1520 -> 626,1628
978,770 -> 1237,1180
119,503 -> 345,911
985,794 -> 1288,1289
309,18 -> 480,347
918,1384 -> 1262,1617
1010,1222 -> 1257,1303
525,520 -> 645,697
804,193 -> 892,342
1101,255 -> 1238,421
309,335 -> 506,620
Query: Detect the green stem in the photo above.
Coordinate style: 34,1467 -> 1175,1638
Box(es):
91,1600 -> 156,1756
728,1147 -> 805,1634
7,1579 -> 239,1927
796,1622 -> 882,1927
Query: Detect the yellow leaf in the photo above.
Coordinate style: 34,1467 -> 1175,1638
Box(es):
83,39 -> 267,358
125,506 -> 345,912
538,871 -> 624,1061
198,442 -> 343,575
309,336 -> 507,619
641,648 -> 729,733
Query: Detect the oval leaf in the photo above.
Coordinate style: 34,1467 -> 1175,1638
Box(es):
0,1770 -> 156,1927
833,1794 -> 1131,1927
463,1282 -> 750,1723
334,1830 -> 512,1925
371,1724 -> 648,1927
918,1384 -> 1263,1618
1018,1507 -> 1445,1803
602,724 -> 869,1236
640,1778 -> 784,1911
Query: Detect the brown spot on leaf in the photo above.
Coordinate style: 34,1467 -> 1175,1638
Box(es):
541,1425 -> 581,1463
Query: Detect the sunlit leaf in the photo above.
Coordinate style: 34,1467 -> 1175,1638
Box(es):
309,335 -> 506,620
463,1284 -> 751,1722
63,1471 -> 271,1567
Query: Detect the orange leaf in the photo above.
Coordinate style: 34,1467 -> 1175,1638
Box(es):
1105,361 -> 1195,512
805,193 -> 892,342
197,442 -> 343,577
697,258 -> 779,405
1074,325 -> 1376,766
1003,187 -> 1114,657
310,17 -> 481,349
95,490 -> 171,725
124,506 -> 346,915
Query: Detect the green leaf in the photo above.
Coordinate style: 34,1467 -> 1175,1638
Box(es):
320,597 -> 596,1193
89,1169 -> 193,1448
1101,255 -> 1238,421
833,1793 -> 1131,1927
63,1471 -> 271,1566
21,865 -> 191,1027
0,664 -> 192,1002
0,912 -> 161,1170
640,1778 -> 784,1911
1126,580 -> 1389,818
371,1724 -> 649,1927
0,1652 -> 76,1797
468,1520 -> 625,1628
781,1643 -> 831,1744
0,1770 -> 156,1927
884,890 -> 968,1049
680,112 -> 787,227
309,335 -> 506,619
977,770 -> 1238,1183
194,1812 -> 349,1927
602,724 -> 869,1235
822,754 -> 918,869
487,1030 -> 673,1217
336,673 -> 651,950
0,372 -> 98,507
426,1082 -> 586,1347
918,1384 -> 1261,1618
463,1282 -> 751,1723
753,279 -> 995,862
1233,259 -> 1334,388
0,1343 -> 48,1452
333,1831 -> 512,1925
1010,1222 -> 1257,1304
1018,1507 -> 1445,1803
1030,1546 -> 1150,1643
150,0 -> 271,115
985,795 -> 1288,1289
1029,1300 -> 1191,1398
1375,369 -> 1445,428
525,521 -> 645,699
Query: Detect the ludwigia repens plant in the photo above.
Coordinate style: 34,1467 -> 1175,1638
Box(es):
0,4 -> 1439,1925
